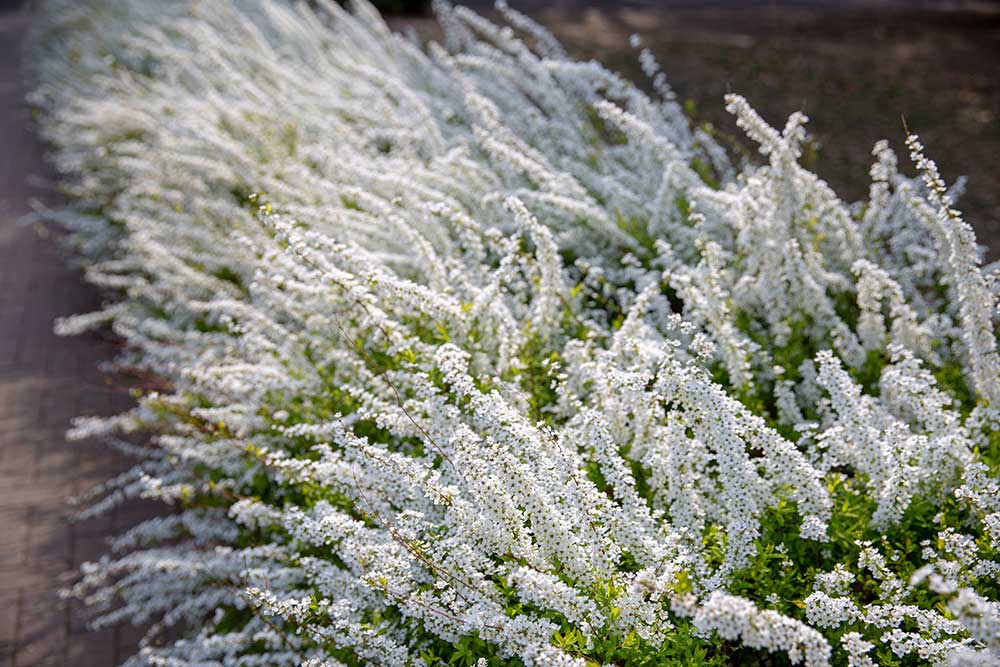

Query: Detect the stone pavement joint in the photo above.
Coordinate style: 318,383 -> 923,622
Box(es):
1,8 -> 152,667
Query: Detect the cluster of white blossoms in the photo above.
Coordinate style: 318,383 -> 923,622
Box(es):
30,0 -> 1000,665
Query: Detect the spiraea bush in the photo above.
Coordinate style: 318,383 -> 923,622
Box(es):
29,0 -> 1000,665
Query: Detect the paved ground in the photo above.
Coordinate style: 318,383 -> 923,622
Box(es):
0,9 -> 148,667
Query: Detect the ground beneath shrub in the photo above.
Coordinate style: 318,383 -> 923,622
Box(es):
392,0 -> 1000,260
0,8 -> 150,667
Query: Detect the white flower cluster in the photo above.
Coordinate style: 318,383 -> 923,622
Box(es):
30,0 -> 1000,665
694,592 -> 831,667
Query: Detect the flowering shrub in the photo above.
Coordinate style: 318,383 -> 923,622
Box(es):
30,0 -> 1000,665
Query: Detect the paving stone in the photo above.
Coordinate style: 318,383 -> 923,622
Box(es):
66,628 -> 115,667
0,9 -> 154,666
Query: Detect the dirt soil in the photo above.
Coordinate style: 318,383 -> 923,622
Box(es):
392,0 -> 1000,260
